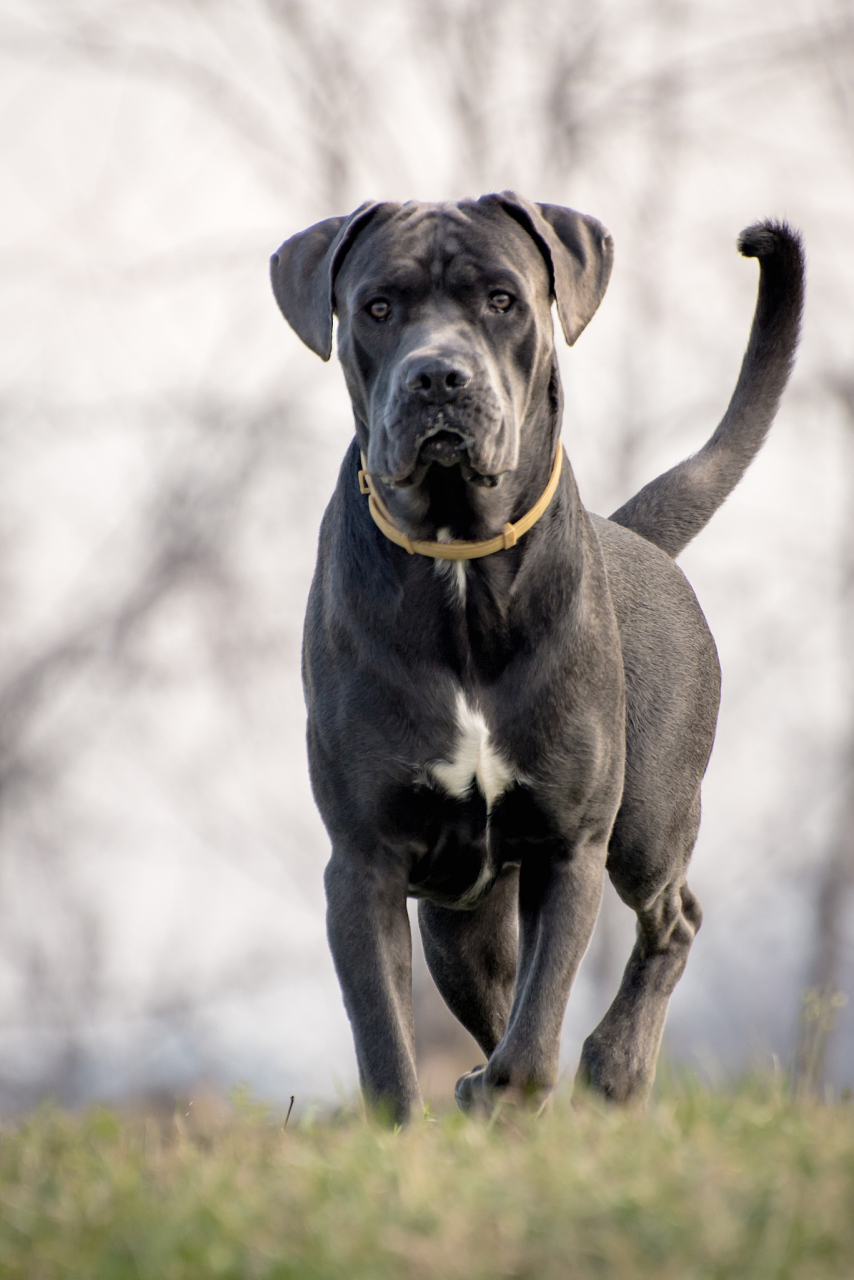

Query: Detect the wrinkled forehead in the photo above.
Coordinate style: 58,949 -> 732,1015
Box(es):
335,202 -> 551,299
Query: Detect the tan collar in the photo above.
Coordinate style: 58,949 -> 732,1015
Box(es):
357,443 -> 563,560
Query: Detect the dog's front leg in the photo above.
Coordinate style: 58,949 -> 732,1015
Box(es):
455,836 -> 606,1113
324,849 -> 422,1124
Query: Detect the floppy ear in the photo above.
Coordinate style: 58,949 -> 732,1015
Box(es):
485,192 -> 614,345
270,202 -> 380,360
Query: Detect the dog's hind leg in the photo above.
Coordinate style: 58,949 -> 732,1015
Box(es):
575,803 -> 703,1104
417,866 -> 519,1058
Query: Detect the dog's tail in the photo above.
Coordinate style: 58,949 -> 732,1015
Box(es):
609,220 -> 804,559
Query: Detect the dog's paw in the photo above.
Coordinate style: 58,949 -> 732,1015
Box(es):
454,1065 -> 491,1116
575,1035 -> 654,1106
455,1062 -> 553,1116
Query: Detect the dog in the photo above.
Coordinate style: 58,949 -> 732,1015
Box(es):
270,194 -> 803,1122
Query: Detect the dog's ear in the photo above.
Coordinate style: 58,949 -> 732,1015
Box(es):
270,202 -> 380,360
487,192 -> 614,345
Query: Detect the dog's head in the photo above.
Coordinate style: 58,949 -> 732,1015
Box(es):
271,193 -> 612,488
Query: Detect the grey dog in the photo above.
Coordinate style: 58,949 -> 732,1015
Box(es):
270,194 -> 803,1122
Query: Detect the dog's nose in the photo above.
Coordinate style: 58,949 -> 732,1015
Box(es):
403,356 -> 472,404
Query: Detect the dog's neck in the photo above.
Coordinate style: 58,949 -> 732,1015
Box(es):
347,362 -> 591,684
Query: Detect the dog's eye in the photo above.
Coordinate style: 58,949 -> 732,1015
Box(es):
489,291 -> 513,313
368,299 -> 391,321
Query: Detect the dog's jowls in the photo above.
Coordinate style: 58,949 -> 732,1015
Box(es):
270,195 -> 804,1122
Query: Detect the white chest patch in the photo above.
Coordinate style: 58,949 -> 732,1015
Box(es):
433,529 -> 467,604
429,690 -> 516,810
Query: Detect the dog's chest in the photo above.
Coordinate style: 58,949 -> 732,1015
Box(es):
427,689 -> 517,810
398,688 -> 525,908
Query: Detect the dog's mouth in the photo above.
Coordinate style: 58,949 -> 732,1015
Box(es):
418,428 -> 468,467
419,438 -> 504,491
379,419 -> 505,489
414,423 -> 503,488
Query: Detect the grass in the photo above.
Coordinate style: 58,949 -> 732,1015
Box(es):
0,1075 -> 853,1278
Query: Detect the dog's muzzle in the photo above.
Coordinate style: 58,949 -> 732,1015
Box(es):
379,350 -> 506,483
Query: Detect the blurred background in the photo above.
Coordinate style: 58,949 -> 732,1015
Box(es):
0,0 -> 852,1112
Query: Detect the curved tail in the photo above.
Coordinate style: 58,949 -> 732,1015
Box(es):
609,221 -> 804,559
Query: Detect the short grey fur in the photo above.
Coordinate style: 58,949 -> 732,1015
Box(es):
270,194 -> 804,1121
